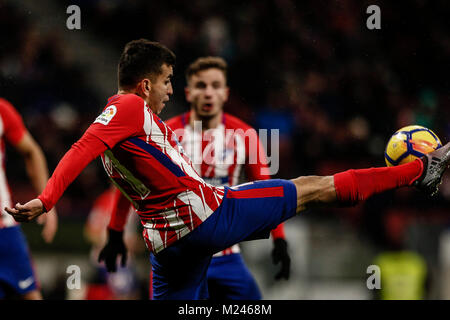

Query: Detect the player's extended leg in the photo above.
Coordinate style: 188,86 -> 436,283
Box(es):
292,176 -> 336,213
149,143 -> 450,300
292,142 -> 450,213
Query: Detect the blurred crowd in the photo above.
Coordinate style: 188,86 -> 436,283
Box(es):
0,1 -> 106,218
1,0 -> 450,290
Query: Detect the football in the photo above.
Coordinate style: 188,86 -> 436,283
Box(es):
385,125 -> 442,167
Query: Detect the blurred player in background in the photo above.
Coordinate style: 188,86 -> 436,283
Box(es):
165,56 -> 290,299
6,39 -> 450,300
0,98 -> 58,300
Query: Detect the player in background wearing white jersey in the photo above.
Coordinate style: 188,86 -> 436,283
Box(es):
164,57 -> 290,299
0,98 -> 57,300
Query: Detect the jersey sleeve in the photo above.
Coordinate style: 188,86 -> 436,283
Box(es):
244,128 -> 271,181
0,98 -> 27,146
86,94 -> 146,149
38,132 -> 107,211
165,117 -> 182,130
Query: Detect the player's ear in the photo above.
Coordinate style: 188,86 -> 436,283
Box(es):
143,79 -> 152,93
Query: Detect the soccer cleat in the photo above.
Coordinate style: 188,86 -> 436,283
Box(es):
414,141 -> 450,196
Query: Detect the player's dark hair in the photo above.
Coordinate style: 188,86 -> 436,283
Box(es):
185,56 -> 228,84
118,39 -> 176,89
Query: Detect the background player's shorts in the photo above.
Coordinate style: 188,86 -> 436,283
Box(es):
0,225 -> 38,298
151,179 -> 297,300
207,253 -> 262,300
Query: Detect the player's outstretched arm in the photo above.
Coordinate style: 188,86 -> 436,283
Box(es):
5,198 -> 45,222
5,132 -> 107,223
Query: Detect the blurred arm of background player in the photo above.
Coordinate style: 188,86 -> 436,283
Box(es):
15,131 -> 58,243
245,130 -> 291,280
98,187 -> 132,272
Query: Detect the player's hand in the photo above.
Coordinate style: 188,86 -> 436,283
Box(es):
5,198 -> 45,223
272,238 -> 291,280
37,208 -> 58,243
98,228 -> 127,272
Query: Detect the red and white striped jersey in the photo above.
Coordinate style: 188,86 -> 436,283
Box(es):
166,111 -> 272,256
0,99 -> 26,229
166,111 -> 271,186
87,94 -> 225,254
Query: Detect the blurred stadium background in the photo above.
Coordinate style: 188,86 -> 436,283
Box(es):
1,0 -> 450,299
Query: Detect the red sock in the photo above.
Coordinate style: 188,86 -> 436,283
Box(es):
334,159 -> 423,205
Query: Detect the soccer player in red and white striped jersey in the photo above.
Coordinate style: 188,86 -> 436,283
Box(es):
6,39 -> 450,300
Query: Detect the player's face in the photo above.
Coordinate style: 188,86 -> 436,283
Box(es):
185,68 -> 229,119
148,64 -> 173,114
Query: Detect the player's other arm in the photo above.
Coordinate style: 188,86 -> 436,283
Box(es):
108,187 -> 134,232
98,187 -> 133,272
98,189 -> 131,272
243,129 -> 287,238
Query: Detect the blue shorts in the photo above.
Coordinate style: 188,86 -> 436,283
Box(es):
151,179 -> 297,300
0,226 -> 38,298
207,253 -> 262,300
